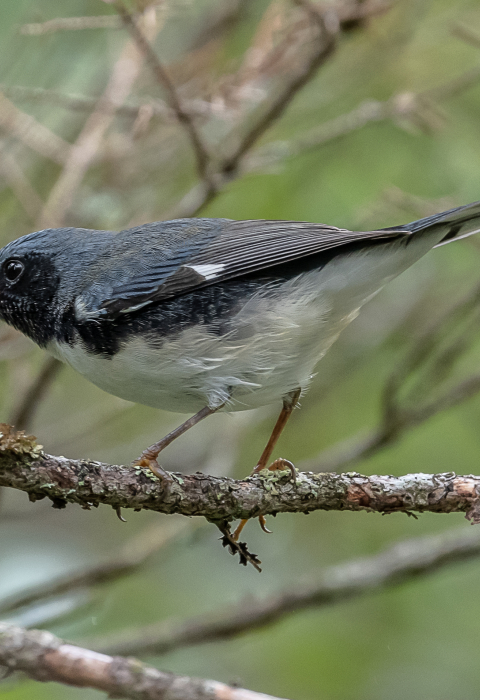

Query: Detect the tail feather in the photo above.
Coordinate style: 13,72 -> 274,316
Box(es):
400,200 -> 480,247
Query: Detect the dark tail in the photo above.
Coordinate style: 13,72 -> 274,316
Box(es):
400,200 -> 480,247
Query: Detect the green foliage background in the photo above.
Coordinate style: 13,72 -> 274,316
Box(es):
2,1 -> 480,698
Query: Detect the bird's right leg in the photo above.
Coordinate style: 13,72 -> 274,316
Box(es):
233,388 -> 301,541
135,403 -> 225,485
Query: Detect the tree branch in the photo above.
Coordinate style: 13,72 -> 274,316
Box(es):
0,92 -> 70,165
19,15 -> 122,35
38,6 -> 162,229
219,6 -> 337,174
114,1 -> 212,185
0,623 -> 287,700
0,425 -> 479,523
164,0 -> 367,219
91,526 -> 480,657
9,356 -> 62,431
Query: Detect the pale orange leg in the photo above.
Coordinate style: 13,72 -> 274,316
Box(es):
233,388 -> 301,541
135,403 -> 225,486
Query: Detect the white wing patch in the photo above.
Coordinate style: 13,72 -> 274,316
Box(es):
187,263 -> 225,280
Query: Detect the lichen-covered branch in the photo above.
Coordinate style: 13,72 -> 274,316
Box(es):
0,623 -> 287,700
0,425 -> 479,524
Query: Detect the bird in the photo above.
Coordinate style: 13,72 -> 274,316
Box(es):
0,201 -> 479,541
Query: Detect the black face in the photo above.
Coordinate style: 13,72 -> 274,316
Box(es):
0,251 -> 61,347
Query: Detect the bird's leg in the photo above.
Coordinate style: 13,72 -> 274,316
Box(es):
233,388 -> 301,541
135,403 -> 225,485
252,388 -> 301,480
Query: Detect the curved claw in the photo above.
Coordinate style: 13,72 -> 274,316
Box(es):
258,515 -> 272,534
115,507 -> 127,522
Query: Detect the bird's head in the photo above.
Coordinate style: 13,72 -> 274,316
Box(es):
0,227 -> 112,346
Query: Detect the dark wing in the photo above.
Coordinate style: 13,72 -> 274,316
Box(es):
77,219 -> 411,320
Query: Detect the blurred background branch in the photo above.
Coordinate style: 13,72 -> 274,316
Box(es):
304,279 -> 480,471
91,526 -> 480,657
9,356 -> 63,431
0,622 -> 288,700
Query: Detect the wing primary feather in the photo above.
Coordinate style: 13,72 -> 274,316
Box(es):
80,222 -> 411,320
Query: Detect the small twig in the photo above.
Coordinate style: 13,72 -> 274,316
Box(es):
38,6 -> 162,228
307,368 -> 480,473
244,64 -> 480,173
0,92 -> 70,165
0,84 -> 188,122
19,15 -> 122,35
0,623 -> 287,700
9,357 -> 62,431
188,0 -> 254,52
220,6 -> 337,174
91,526 -> 480,657
0,145 -> 44,222
114,1 -> 213,185
452,24 -> 480,49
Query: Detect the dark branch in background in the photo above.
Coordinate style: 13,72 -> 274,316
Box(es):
9,357 -> 62,431
220,5 -> 337,171
91,526 -> 480,657
1,425 -> 480,522
169,2 -> 346,218
302,280 -> 480,472
243,64 -> 480,173
0,91 -> 70,165
114,1 -> 212,185
0,623 -> 287,700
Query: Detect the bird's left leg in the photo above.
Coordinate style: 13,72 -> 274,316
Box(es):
135,403 -> 225,486
233,387 -> 301,541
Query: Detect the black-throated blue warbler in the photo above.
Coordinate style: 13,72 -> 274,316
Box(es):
0,201 -> 479,540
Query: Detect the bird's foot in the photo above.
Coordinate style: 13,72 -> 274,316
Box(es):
232,458 -> 297,541
232,514 -> 272,541
262,457 -> 296,484
133,450 -> 173,493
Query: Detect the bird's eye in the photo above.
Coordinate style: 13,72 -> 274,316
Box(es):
4,260 -> 24,283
